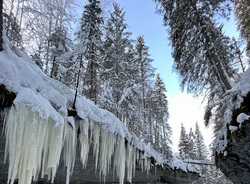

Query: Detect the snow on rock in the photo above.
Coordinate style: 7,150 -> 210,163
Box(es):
0,35 -> 187,184
237,113 -> 250,125
214,67 -> 250,154
229,125 -> 238,133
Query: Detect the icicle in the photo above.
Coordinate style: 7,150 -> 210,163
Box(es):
63,120 -> 77,184
125,143 -> 135,183
98,129 -> 116,181
4,104 -> 65,184
92,122 -> 100,172
143,158 -> 151,175
79,119 -> 89,169
3,103 -> 155,184
113,136 -> 126,184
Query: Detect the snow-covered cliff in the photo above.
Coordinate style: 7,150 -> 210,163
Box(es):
0,34 -> 199,184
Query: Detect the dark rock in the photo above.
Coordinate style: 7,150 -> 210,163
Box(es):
216,92 -> 250,184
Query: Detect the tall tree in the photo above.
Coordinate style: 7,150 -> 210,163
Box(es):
74,0 -> 103,104
178,123 -> 189,159
234,0 -> 250,57
194,122 -> 207,160
135,35 -> 155,127
155,0 -> 238,129
21,0 -> 76,73
49,26 -> 73,80
188,128 -> 196,160
150,73 -> 172,158
99,3 -> 132,116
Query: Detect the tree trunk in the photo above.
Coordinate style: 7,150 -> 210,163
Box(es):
0,0 -> 3,51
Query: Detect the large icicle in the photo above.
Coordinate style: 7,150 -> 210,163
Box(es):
98,129 -> 116,181
113,137 -> 126,184
63,119 -> 77,184
4,104 -> 65,184
79,119 -> 90,169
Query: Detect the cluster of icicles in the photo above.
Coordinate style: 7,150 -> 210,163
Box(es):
3,104 -> 152,184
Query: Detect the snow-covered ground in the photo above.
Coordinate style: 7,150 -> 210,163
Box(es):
0,35 -> 199,184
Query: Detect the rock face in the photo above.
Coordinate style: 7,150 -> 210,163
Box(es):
0,88 -> 199,184
216,92 -> 250,184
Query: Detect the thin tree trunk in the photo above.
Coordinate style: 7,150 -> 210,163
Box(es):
73,54 -> 83,109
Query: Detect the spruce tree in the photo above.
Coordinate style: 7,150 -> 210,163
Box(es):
155,0 -> 240,132
135,35 -> 155,126
152,73 -> 172,158
188,128 -> 196,160
99,3 -> 132,117
234,0 -> 250,56
194,122 -> 208,160
74,0 -> 103,105
49,26 -> 73,80
178,123 -> 189,160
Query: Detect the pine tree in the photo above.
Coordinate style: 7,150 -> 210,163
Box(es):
155,0 -> 238,130
151,73 -> 172,158
135,35 -> 155,126
100,3 -> 132,117
194,122 -> 208,160
178,123 -> 189,159
234,0 -> 250,56
74,0 -> 103,105
188,128 -> 196,160
49,26 -> 73,80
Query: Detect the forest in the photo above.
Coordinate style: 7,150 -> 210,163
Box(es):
0,0 -> 250,184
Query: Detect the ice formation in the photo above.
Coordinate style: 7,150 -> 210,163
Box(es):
0,32 -> 199,184
3,104 -> 155,184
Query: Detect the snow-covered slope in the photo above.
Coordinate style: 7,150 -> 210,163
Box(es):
0,36 -> 199,184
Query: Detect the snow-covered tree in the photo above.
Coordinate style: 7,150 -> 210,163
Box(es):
194,122 -> 208,160
21,0 -> 76,73
99,3 -> 132,116
3,12 -> 22,48
49,26 -> 73,80
99,81 -> 116,114
178,123 -> 189,160
74,0 -> 104,104
134,35 -> 155,126
155,0 -> 239,134
187,128 -> 196,160
150,73 -> 172,158
234,0 -> 250,56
